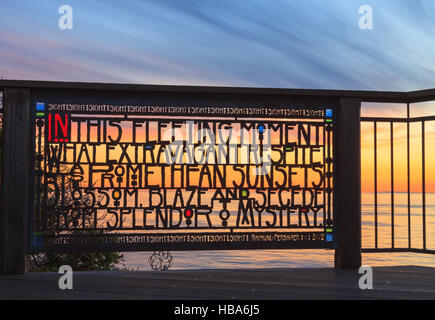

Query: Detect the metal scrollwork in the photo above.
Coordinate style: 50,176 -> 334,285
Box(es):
149,251 -> 173,271
32,101 -> 336,253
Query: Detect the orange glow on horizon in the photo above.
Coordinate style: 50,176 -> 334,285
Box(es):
361,101 -> 435,193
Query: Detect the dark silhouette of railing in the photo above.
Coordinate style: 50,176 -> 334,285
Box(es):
0,80 -> 434,274
361,102 -> 435,255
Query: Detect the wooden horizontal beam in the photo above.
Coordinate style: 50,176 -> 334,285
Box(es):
0,79 -> 410,103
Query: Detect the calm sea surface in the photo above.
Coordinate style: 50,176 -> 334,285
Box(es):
121,192 -> 435,270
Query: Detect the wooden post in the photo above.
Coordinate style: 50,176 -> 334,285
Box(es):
334,97 -> 362,269
0,88 -> 31,274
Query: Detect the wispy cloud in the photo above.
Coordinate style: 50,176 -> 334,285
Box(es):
0,0 -> 434,90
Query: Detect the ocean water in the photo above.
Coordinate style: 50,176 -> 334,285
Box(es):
121,192 -> 435,270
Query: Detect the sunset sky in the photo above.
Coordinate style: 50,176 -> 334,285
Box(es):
1,0 -> 435,192
361,104 -> 435,193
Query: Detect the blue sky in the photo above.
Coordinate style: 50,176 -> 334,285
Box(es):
1,0 -> 434,90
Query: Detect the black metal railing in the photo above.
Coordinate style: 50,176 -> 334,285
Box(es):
361,101 -> 435,254
1,80 -> 435,274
